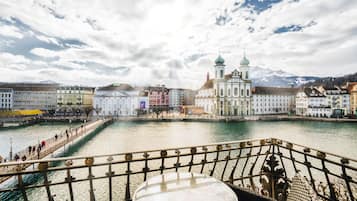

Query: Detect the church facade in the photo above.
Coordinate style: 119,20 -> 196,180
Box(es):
195,54 -> 252,116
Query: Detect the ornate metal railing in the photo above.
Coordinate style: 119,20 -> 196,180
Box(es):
0,138 -> 356,201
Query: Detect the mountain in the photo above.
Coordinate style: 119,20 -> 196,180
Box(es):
250,66 -> 319,87
304,72 -> 357,87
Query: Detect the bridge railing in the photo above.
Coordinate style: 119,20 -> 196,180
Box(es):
0,138 -> 356,201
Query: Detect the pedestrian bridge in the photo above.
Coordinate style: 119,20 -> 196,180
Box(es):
0,138 -> 356,201
0,118 -> 112,185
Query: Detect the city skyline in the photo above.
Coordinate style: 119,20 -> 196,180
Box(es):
0,0 -> 356,89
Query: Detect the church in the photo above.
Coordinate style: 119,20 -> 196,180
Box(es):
195,54 -> 252,116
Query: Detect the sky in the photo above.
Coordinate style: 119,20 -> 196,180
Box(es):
0,0 -> 356,89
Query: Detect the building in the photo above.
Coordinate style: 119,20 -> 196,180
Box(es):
183,89 -> 196,106
195,75 -> 214,114
252,87 -> 298,115
93,84 -> 149,117
318,85 -> 350,116
296,87 -> 331,117
168,89 -> 184,111
0,88 -> 13,110
196,54 -> 252,116
346,82 -> 357,116
168,88 -> 196,112
0,83 -> 58,112
147,85 -> 169,113
56,86 -> 95,116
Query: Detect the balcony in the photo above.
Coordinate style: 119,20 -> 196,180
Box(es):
0,138 -> 356,201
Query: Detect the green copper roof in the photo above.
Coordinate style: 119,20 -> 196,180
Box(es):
215,55 -> 225,65
240,56 -> 249,66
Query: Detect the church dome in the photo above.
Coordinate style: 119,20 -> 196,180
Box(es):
215,55 -> 225,65
240,56 -> 249,66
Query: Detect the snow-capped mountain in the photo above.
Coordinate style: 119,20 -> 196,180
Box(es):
250,66 -> 319,87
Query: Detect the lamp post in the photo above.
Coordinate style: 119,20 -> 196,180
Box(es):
9,137 -> 13,160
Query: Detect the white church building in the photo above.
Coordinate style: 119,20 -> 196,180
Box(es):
195,54 -> 252,116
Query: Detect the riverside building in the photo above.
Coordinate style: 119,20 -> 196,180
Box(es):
346,82 -> 357,115
0,83 -> 58,112
317,85 -> 350,117
195,54 -> 252,116
0,88 -> 13,110
252,87 -> 298,115
56,86 -> 95,116
295,87 -> 332,117
93,84 -> 149,117
147,85 -> 169,113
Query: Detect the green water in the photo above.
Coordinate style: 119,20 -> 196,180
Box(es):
75,121 -> 357,159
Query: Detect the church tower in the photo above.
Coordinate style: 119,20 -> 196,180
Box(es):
240,53 -> 250,80
214,55 -> 225,79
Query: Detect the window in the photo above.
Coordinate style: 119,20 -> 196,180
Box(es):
246,89 -> 249,96
241,89 -> 244,96
220,89 -> 224,96
228,89 -> 231,96
220,70 -> 223,78
246,72 -> 248,79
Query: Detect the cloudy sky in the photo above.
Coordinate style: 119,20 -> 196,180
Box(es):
0,0 -> 356,88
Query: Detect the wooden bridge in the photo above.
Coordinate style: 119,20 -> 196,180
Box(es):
0,118 -> 112,184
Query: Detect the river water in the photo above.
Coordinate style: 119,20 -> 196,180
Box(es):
1,120 -> 357,200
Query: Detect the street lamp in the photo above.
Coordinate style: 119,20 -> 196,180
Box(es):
9,137 -> 13,160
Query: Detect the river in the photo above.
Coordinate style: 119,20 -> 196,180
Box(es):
1,120 -> 356,200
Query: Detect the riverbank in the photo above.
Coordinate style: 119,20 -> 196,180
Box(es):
1,115 -> 356,129
111,115 -> 357,123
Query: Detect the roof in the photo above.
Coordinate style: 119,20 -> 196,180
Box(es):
0,83 -> 58,91
303,87 -> 325,97
97,83 -> 134,91
200,79 -> 213,90
252,87 -> 298,95
215,55 -> 225,65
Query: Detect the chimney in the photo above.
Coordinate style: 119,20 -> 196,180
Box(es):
206,72 -> 209,81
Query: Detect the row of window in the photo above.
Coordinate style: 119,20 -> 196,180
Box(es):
216,88 -> 250,97
1,94 -> 12,98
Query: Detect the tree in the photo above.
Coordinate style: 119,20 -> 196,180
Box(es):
84,106 -> 94,120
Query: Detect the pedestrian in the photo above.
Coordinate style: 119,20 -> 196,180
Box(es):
41,140 -> 46,148
55,134 -> 58,140
28,146 -> 32,155
14,154 -> 20,161
0,155 -> 3,164
32,146 -> 36,153
21,155 -> 27,161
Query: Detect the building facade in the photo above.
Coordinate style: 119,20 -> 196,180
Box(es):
168,89 -> 184,111
195,54 -> 252,116
252,87 -> 298,115
0,83 -> 58,111
147,86 -> 169,112
195,77 -> 214,114
318,86 -> 350,116
0,88 -> 13,110
93,84 -> 149,117
56,86 -> 95,116
296,87 -> 331,117
346,82 -> 357,116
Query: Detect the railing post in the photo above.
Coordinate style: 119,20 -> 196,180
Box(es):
16,165 -> 28,201
210,144 -> 222,176
106,156 -> 114,201
125,153 -> 133,201
340,158 -> 354,201
174,150 -> 181,172
142,152 -> 150,181
200,146 -> 208,174
39,162 -> 54,201
160,150 -> 167,174
188,147 -> 196,172
221,144 -> 231,181
65,160 -> 75,201
317,151 -> 337,200
85,157 -> 96,201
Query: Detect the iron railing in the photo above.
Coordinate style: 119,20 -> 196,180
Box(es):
0,138 -> 356,201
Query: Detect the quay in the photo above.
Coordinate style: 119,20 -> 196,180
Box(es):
0,118 -> 112,184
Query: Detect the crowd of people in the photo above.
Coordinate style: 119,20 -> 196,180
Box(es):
0,125 -> 85,165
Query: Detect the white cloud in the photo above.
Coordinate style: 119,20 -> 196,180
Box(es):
0,0 -> 356,88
